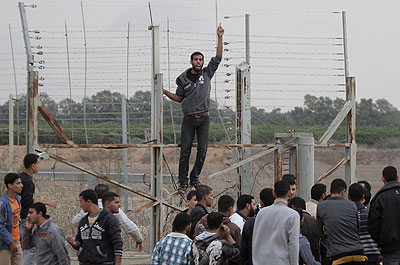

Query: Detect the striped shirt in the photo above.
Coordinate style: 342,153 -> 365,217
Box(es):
355,201 -> 381,262
152,232 -> 192,265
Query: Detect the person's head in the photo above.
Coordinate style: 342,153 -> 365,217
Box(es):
196,185 -> 213,207
207,212 -> 224,231
186,190 -> 198,210
282,174 -> 296,199
382,166 -> 398,184
217,195 -> 235,216
94,183 -> 109,199
27,202 -> 49,225
294,208 -> 304,228
330,179 -> 347,198
172,213 -> 191,234
259,188 -> 274,208
4,173 -> 23,194
23,153 -> 40,174
362,188 -> 371,206
102,191 -> 120,214
190,51 -> 204,73
79,189 -> 98,212
288,197 -> 306,211
274,180 -> 290,200
348,183 -> 364,202
311,183 -> 327,202
236,194 -> 256,217
358,180 -> 371,192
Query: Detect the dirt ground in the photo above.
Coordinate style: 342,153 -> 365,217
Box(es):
0,145 -> 397,255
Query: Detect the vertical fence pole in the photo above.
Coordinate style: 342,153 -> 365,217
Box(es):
345,77 -> 357,184
297,135 -> 314,201
121,95 -> 129,211
9,94 -> 14,171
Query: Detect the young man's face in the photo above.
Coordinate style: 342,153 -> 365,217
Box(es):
190,55 -> 204,73
187,196 -> 198,210
32,160 -> 40,174
8,178 -> 23,194
27,208 -> 40,225
204,193 -> 214,207
289,184 -> 297,199
79,196 -> 90,212
106,197 -> 121,214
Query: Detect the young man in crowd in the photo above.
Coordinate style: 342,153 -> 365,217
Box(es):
66,189 -> 123,265
317,179 -> 366,265
190,212 -> 240,265
22,202 -> 70,265
229,194 -> 256,233
0,173 -> 23,265
282,174 -> 297,200
183,190 -> 198,216
368,166 -> 400,264
19,153 -> 58,265
306,183 -> 327,219
296,209 -> 321,265
152,213 -> 192,265
72,183 -> 143,251
189,185 -> 213,239
241,187 -> 274,265
348,183 -> 381,265
252,180 -> 300,265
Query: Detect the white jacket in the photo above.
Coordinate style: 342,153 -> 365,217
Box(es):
71,199 -> 143,243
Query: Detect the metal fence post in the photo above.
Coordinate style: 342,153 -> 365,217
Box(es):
121,95 -> 129,211
9,94 -> 14,171
297,135 -> 314,201
345,77 -> 357,184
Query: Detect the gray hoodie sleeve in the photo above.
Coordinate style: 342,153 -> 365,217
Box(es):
204,56 -> 221,79
21,228 -> 34,250
116,209 -> 143,243
47,231 -> 70,265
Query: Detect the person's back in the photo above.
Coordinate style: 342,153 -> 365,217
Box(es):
189,185 -> 213,239
252,181 -> 299,265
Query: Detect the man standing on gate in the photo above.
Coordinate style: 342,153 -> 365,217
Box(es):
163,23 -> 224,193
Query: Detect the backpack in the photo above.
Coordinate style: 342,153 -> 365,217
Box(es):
191,236 -> 224,265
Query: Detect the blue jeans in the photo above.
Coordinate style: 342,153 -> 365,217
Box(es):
21,219 -> 36,265
178,115 -> 210,186
383,249 -> 400,265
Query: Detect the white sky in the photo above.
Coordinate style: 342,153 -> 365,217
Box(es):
0,0 -> 399,112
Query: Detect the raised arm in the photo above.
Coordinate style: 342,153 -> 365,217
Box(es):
216,23 -> 224,57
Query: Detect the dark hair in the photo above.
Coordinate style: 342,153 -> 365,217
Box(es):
363,188 -> 371,206
218,195 -> 235,212
330,179 -> 347,194
94,184 -> 109,198
29,202 -> 49,219
236,194 -> 254,211
23,153 -> 39,169
195,185 -> 212,201
348,183 -> 364,202
294,208 -> 304,221
173,213 -> 191,232
190,51 -> 204,61
102,191 -> 119,206
79,189 -> 98,205
311,184 -> 327,201
259,188 -> 274,207
187,190 -> 198,201
282,174 -> 296,185
288,197 -> 306,210
274,180 -> 290,197
383,166 -> 397,182
4,173 -> 20,188
357,180 -> 371,192
207,212 -> 224,230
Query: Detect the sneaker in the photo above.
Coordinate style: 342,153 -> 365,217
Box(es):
189,179 -> 202,188
178,183 -> 187,194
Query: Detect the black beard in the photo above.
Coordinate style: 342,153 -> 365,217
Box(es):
248,208 -> 255,218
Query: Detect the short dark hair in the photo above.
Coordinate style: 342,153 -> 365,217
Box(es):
79,189 -> 98,205
274,180 -> 290,198
363,188 -> 371,206
207,212 -> 224,230
358,180 -> 371,192
172,213 -> 191,232
195,185 -> 212,201
187,190 -> 198,201
218,195 -> 235,212
383,166 -> 397,182
294,208 -> 304,221
102,191 -> 119,206
29,202 -> 49,219
330,179 -> 347,194
236,194 -> 254,211
311,184 -> 327,201
282,174 -> 296,185
259,188 -> 274,207
4,173 -> 20,188
348,183 -> 364,202
94,184 -> 109,198
190,51 -> 204,61
23,153 -> 39,169
288,197 -> 306,210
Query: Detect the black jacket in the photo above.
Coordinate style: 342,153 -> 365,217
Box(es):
19,172 -> 35,219
189,204 -> 209,239
301,211 -> 321,262
368,181 -> 400,254
75,208 -> 123,264
241,216 -> 255,265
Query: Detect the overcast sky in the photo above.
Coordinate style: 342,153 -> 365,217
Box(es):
1,0 -> 399,112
